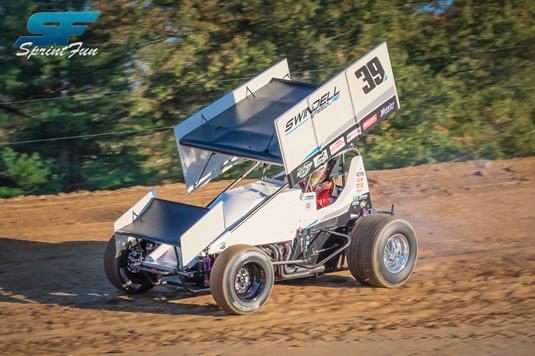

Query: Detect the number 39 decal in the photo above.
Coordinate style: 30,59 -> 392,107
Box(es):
354,56 -> 385,94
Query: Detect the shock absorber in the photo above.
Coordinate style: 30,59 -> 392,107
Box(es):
203,256 -> 212,287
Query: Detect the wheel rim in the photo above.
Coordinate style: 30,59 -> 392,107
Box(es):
119,243 -> 155,290
126,244 -> 142,273
234,262 -> 265,302
383,233 -> 410,273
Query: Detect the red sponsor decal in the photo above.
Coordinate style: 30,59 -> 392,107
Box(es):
329,137 -> 346,155
362,113 -> 378,131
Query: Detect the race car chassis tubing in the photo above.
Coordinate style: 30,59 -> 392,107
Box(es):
133,228 -> 352,293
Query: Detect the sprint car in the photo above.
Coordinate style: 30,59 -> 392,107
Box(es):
104,43 -> 418,314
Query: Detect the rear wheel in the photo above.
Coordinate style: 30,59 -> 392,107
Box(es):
348,214 -> 417,287
210,244 -> 274,315
103,235 -> 157,294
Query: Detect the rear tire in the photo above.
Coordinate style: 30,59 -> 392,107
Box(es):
348,214 -> 417,287
103,235 -> 157,294
210,244 -> 274,315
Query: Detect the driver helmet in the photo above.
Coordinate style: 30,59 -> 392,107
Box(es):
309,164 -> 328,188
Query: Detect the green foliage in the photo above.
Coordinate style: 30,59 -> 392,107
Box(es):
0,0 -> 534,196
0,147 -> 60,197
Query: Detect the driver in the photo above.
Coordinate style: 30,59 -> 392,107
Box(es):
303,163 -> 336,208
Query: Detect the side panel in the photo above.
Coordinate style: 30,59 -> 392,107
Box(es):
175,59 -> 290,194
207,189 -> 316,254
180,201 -> 226,266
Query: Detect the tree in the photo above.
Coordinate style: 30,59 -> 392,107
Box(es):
0,0 -> 533,196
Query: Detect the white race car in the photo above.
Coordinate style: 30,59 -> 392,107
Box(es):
104,43 -> 418,314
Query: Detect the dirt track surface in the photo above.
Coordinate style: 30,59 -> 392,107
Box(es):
1,158 -> 534,355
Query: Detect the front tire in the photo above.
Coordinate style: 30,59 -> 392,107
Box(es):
210,244 -> 274,315
348,215 -> 417,287
103,234 -> 157,294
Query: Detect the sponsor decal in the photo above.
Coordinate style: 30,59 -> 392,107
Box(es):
313,150 -> 329,167
302,193 -> 315,201
284,86 -> 341,135
358,194 -> 368,200
359,200 -> 368,208
346,126 -> 362,142
356,183 -> 364,189
285,107 -> 310,135
357,171 -> 364,177
14,12 -> 101,60
303,193 -> 315,210
357,177 -> 364,182
362,113 -> 378,131
297,161 -> 313,179
380,100 -> 396,118
329,136 -> 346,155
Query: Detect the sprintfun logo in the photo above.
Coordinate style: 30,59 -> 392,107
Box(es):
284,86 -> 340,135
14,12 -> 101,59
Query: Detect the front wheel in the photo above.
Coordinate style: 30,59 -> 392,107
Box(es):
348,214 -> 417,288
210,244 -> 274,315
103,234 -> 157,294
